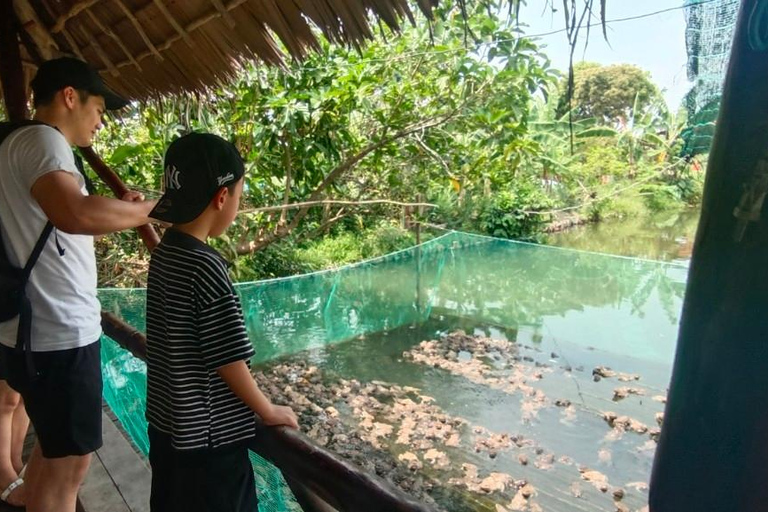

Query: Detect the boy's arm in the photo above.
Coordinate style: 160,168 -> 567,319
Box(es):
217,360 -> 299,429
31,171 -> 156,235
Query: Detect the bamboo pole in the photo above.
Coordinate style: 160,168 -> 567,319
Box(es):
649,1 -> 768,510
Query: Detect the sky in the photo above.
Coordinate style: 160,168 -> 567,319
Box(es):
518,1 -> 692,110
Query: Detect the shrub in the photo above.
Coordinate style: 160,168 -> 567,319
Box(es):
479,184 -> 554,240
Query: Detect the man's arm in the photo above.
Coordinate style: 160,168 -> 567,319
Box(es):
217,360 -> 299,429
31,170 -> 156,235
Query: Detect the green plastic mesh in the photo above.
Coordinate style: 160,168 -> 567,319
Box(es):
681,0 -> 740,157
99,231 -> 688,511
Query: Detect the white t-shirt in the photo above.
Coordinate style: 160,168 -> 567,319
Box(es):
0,125 -> 101,351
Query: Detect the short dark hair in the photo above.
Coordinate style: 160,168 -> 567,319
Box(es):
33,87 -> 91,109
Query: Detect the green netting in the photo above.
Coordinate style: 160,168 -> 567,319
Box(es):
99,231 -> 688,511
681,0 -> 740,156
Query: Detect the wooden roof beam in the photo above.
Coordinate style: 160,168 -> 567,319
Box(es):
85,8 -> 142,71
113,0 -> 164,62
60,27 -> 86,61
110,0 -> 250,71
210,0 -> 237,28
152,0 -> 195,48
78,22 -> 120,76
13,0 -> 60,59
51,0 -> 100,33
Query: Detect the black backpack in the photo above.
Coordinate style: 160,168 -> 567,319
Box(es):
0,120 -> 56,375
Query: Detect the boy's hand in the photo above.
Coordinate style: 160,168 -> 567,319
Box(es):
262,405 -> 299,429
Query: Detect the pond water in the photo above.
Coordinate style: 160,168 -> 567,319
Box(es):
100,227 -> 693,512
544,208 -> 700,265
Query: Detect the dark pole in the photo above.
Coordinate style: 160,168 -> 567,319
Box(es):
650,1 -> 768,511
0,1 -> 29,122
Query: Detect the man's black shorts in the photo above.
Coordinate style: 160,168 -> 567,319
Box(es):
0,340 -> 103,458
149,426 -> 258,512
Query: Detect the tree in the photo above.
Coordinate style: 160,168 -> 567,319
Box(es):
94,0 -> 557,259
556,62 -> 661,125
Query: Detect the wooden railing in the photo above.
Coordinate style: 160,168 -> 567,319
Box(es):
101,316 -> 434,512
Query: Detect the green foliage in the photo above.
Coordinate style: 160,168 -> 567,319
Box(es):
478,185 -> 555,240
222,240 -> 313,282
428,181 -> 554,241
296,234 -> 363,270
295,223 -> 417,272
556,63 -> 661,124
359,222 -> 417,258
641,162 -> 705,212
641,183 -> 683,212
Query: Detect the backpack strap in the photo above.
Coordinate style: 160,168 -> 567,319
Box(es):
22,222 -> 54,279
16,223 -> 54,379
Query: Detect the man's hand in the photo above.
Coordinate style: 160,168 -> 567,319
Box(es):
121,190 -> 145,202
262,405 -> 299,429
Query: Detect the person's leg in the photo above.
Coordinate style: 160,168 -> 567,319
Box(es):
148,426 -> 173,512
0,380 -> 24,506
10,396 -> 29,474
24,443 -> 90,512
23,341 -> 102,512
200,445 -> 257,512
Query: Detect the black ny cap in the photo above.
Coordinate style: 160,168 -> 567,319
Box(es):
30,57 -> 128,110
149,133 -> 245,224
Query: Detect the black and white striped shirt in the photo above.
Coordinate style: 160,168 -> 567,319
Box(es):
146,229 -> 256,451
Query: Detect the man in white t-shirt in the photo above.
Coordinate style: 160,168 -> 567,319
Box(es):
0,57 -> 157,512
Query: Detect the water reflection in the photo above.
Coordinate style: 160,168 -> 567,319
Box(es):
544,209 -> 700,264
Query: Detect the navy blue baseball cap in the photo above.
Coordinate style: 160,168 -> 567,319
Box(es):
149,133 -> 245,224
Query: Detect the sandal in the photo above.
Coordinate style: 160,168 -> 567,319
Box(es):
0,477 -> 24,510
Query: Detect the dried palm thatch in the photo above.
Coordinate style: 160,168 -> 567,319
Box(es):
5,1 -> 611,105
8,0 -> 446,102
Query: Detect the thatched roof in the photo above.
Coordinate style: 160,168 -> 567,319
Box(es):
10,0 -> 442,101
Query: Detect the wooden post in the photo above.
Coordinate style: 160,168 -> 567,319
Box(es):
650,1 -> 768,510
0,1 -> 29,122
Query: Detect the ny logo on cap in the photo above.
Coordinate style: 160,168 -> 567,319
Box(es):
164,165 -> 181,190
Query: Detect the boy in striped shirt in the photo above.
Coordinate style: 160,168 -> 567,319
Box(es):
145,133 -> 298,512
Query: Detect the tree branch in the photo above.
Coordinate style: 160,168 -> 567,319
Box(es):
239,199 -> 437,215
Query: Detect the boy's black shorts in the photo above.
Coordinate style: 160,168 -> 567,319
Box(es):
0,340 -> 103,458
149,426 -> 258,512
